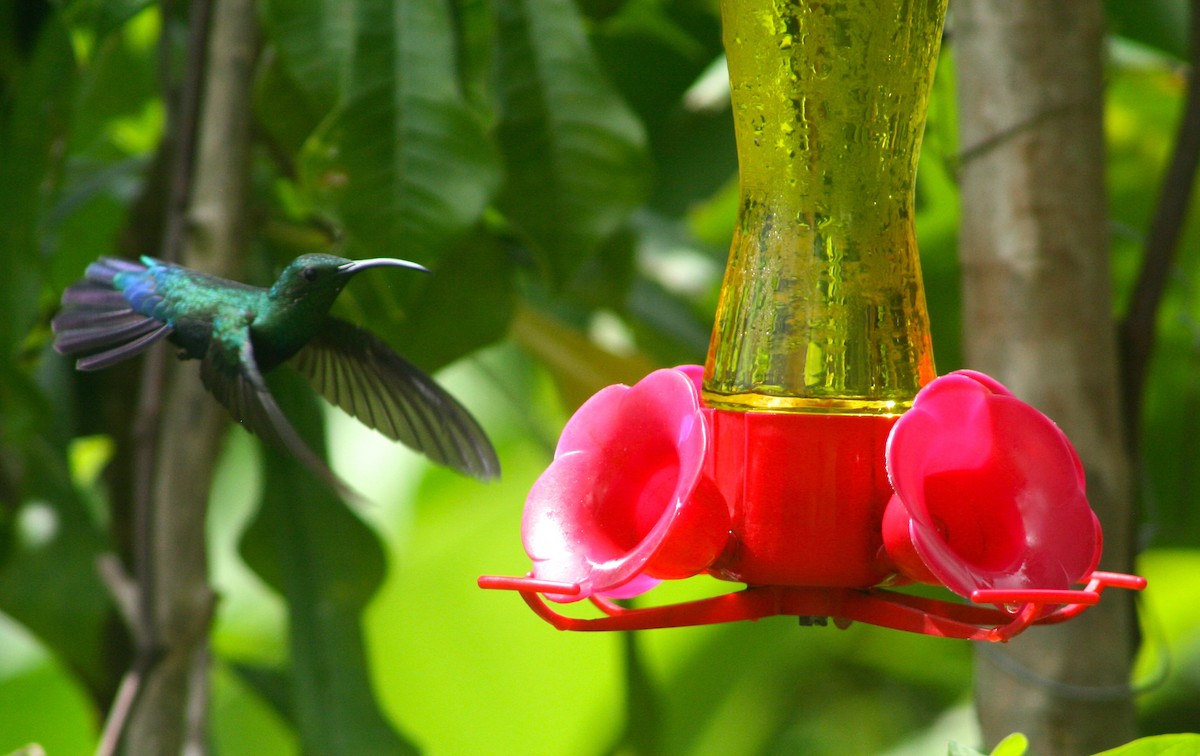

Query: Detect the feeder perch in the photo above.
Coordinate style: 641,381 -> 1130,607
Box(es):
479,0 -> 1145,640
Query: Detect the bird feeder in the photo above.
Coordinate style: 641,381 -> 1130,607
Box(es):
479,0 -> 1144,640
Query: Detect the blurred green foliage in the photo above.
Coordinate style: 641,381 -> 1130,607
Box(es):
0,0 -> 1197,753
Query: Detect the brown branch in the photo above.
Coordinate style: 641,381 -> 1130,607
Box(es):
954,2 -> 1138,752
100,1 -> 215,753
1119,0 -> 1200,439
105,0 -> 259,752
128,0 -> 259,743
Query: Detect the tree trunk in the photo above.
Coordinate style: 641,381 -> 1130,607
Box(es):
953,2 -> 1139,753
123,0 -> 257,751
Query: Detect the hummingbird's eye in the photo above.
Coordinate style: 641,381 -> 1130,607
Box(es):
302,267 -> 319,282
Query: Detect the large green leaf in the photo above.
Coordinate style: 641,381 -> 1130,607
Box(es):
1096,734 -> 1200,755
38,4 -> 160,295
493,0 -> 650,284
262,0 -> 356,115
240,371 -> 415,754
264,0 -> 506,373
590,2 -> 732,216
311,228 -> 516,382
370,230 -> 517,372
254,48 -> 325,168
0,659 -> 96,754
62,4 -> 160,162
0,363 -> 116,704
510,304 -> 658,411
286,0 -> 500,264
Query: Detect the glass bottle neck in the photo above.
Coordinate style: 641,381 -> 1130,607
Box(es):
704,0 -> 946,414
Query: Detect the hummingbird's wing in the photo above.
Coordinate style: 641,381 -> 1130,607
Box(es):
200,328 -> 360,502
52,257 -> 174,370
290,317 -> 501,482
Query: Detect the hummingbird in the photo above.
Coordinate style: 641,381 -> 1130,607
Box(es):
52,254 -> 500,497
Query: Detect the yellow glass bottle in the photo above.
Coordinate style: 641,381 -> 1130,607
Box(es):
704,0 -> 944,415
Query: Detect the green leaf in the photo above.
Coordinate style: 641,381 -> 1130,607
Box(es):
608,631 -> 663,755
510,304 -> 657,411
0,11 -> 75,358
52,0 -> 153,41
211,664 -> 299,755
989,732 -> 1030,756
591,3 -> 731,215
44,157 -> 146,293
448,0 -> 498,114
1104,0 -> 1188,60
0,363 -> 115,704
324,228 -> 515,376
240,371 -> 416,755
372,230 -> 517,372
493,0 -> 649,284
1095,734 -> 1200,755
566,226 -> 637,312
262,0 -> 356,115
64,5 -> 161,161
0,660 -> 96,755
297,0 -> 500,263
228,661 -> 295,728
254,48 -> 325,164
947,733 -> 1029,756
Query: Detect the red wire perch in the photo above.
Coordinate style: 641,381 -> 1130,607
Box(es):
477,570 -> 1147,642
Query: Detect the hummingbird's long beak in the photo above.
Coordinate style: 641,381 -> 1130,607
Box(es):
337,258 -> 430,276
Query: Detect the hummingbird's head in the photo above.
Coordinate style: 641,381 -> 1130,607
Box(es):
268,254 -> 429,311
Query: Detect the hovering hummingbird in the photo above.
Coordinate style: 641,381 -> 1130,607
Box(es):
52,254 -> 500,497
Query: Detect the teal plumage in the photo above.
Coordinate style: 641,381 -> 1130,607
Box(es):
53,254 -> 500,497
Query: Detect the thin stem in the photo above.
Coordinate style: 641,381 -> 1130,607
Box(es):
1120,0 -> 1200,438
161,0 -> 215,267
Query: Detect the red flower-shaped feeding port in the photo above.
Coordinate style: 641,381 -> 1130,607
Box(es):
521,366 -> 727,602
882,371 -> 1101,603
480,369 -> 1145,640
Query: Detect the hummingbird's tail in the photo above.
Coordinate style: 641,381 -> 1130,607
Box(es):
52,257 -> 174,370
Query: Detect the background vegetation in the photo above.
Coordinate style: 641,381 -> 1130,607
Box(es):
0,0 -> 1198,753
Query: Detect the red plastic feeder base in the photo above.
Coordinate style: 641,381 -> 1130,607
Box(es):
704,408 -> 898,587
477,571 -> 1147,642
